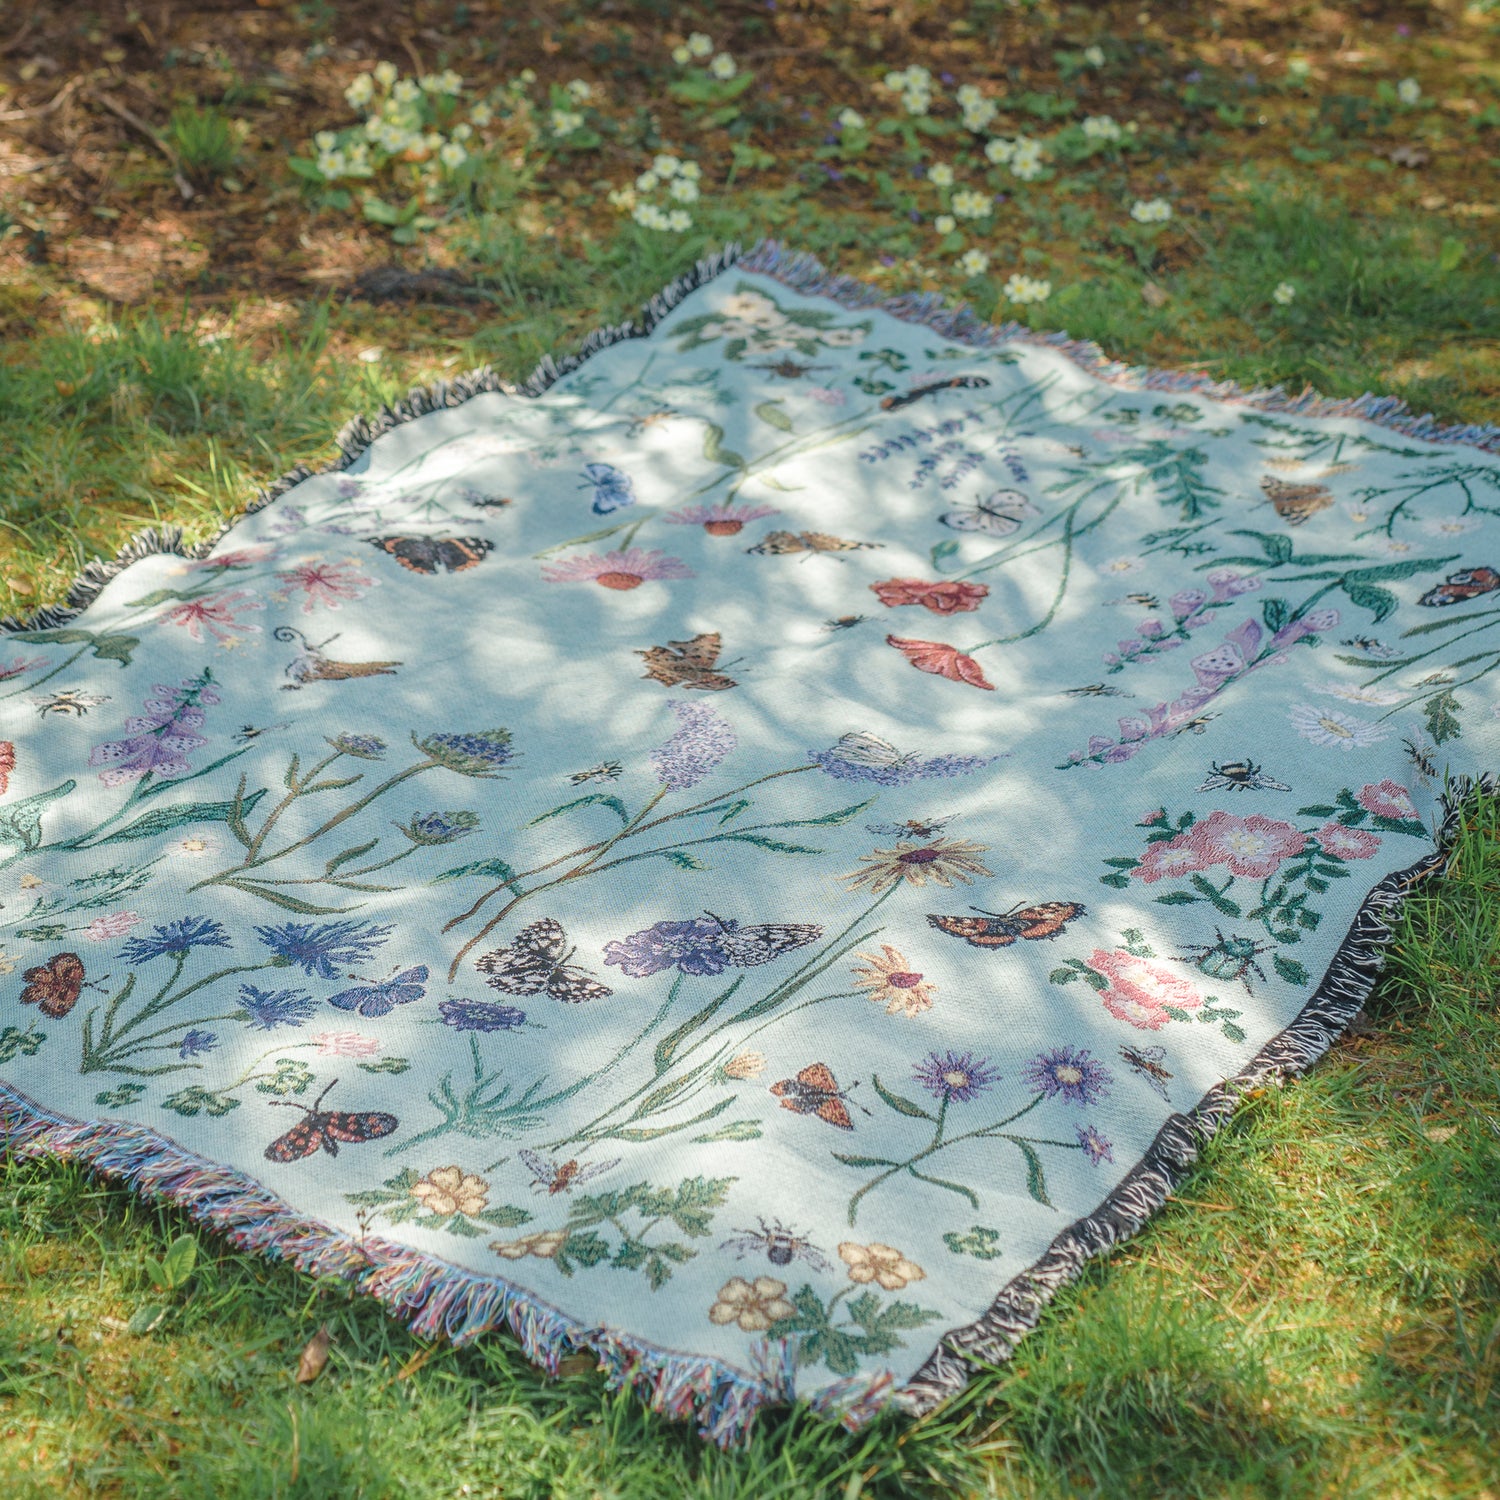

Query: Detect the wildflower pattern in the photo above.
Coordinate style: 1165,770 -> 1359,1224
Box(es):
0,261 -> 1495,1441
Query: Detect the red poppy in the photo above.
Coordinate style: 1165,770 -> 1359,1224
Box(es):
885,635 -> 995,690
0,741 -> 12,796
870,578 -> 989,615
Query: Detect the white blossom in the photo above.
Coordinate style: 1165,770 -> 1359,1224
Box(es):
653,153 -> 682,177
958,249 -> 991,276
373,60 -> 398,89
1272,281 -> 1296,305
1082,114 -> 1122,141
934,213 -> 956,235
837,107 -> 865,129
669,176 -> 700,203
1003,273 -> 1052,304
344,75 -> 374,109
1084,44 -> 1106,67
1130,197 -> 1173,224
710,53 -> 737,80
687,32 -> 714,58
439,141 -> 468,170
928,163 -> 955,188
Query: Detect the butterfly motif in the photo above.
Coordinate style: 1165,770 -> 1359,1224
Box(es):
1340,635 -> 1402,659
569,761 -> 623,785
580,462 -> 637,515
708,916 -> 824,969
1417,566 -> 1500,608
264,1080 -> 399,1162
477,918 -> 613,1003
368,535 -> 494,574
879,374 -> 992,411
325,965 -> 429,1018
927,901 -> 1086,948
517,1149 -> 621,1194
770,1062 -> 858,1130
636,632 -> 739,691
1063,683 -> 1133,698
1259,477 -> 1333,526
747,530 -> 881,556
866,815 -> 954,839
20,952 -> 87,1019
940,488 -> 1039,538
1119,1043 -> 1173,1101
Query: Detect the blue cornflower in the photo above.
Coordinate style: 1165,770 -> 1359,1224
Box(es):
398,811 -> 479,845
329,732 -> 386,759
417,729 -> 515,776
121,916 -> 232,965
254,919 -> 394,979
237,984 -> 318,1031
178,1029 -> 219,1059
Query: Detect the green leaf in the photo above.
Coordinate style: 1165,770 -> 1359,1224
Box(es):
11,629 -> 140,666
1342,582 -> 1398,621
778,798 -> 876,828
654,978 -> 736,1073
754,400 -> 794,432
692,1119 -> 762,1143
1342,555 -> 1460,585
1154,891 -> 1200,905
430,857 -> 522,891
0,779 -> 76,851
1261,597 -> 1291,633
91,789 -> 268,844
657,850 -> 709,870
358,1057 -> 411,1075
1049,966 -> 1078,984
1221,1021 -> 1247,1043
871,1073 -> 935,1121
1424,690 -> 1462,745
218,883 -> 352,914
931,538 -> 960,570
831,1152 -> 901,1168
127,1304 -> 169,1336
361,195 -> 401,225
1011,1139 -> 1053,1207
1098,872 -> 1130,888
717,833 -> 823,855
702,423 -> 745,470
160,1233 -> 197,1290
1226,529 -> 1293,565
527,793 -> 630,827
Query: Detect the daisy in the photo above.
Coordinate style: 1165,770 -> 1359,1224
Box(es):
1419,515 -> 1481,537
1289,704 -> 1391,751
540,547 -> 693,590
851,945 -> 937,1017
841,837 -> 992,895
1317,683 -> 1406,706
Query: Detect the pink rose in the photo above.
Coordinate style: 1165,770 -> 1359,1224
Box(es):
1357,780 -> 1418,821
1132,834 -> 1210,884
84,911 -> 141,942
1185,810 -> 1307,879
1313,822 -> 1380,860
1087,948 -> 1202,1031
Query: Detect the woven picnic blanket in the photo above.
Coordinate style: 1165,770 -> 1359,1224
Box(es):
2,243 -> 1497,1441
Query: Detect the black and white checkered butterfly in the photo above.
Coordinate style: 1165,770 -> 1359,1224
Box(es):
476,917 -> 613,1003
713,917 -> 824,969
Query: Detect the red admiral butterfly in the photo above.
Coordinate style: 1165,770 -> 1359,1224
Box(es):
368,536 -> 494,574
264,1080 -> 398,1162
769,1062 -> 859,1130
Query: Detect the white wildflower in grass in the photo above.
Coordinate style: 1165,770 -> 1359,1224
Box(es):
633,202 -> 668,229
1010,139 -> 1045,180
423,132 -> 443,153
985,137 -> 1016,165
1084,44 -> 1106,67
958,249 -> 991,276
469,102 -> 493,127
1397,77 -> 1421,105
519,68 -> 537,84
679,160 -> 702,181
393,78 -> 421,104
1286,57 -> 1310,81
344,74 -> 374,109
567,79 -> 593,102
315,130 -> 337,151
672,44 -> 692,64
1082,114 -> 1122,142
1131,197 -> 1173,224
1272,281 -> 1297,305
607,186 -> 637,211
687,32 -> 714,58
667,208 -> 693,232
669,176 -> 700,203
956,84 -> 997,131
928,163 -> 955,188
903,87 -> 932,115
636,170 -> 660,193
439,141 -> 468,170
934,213 -> 957,235
451,122 -> 472,142
1003,273 -> 1052,304
316,150 -> 347,179
837,107 -> 865,129
952,188 -> 991,219
653,154 -> 682,177
374,60 -> 398,89
419,73 -> 441,93
710,53 -> 737,80
551,109 -> 584,136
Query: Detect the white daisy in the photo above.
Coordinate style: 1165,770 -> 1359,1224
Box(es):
1318,683 -> 1406,706
1419,515 -> 1481,537
1289,704 -> 1391,751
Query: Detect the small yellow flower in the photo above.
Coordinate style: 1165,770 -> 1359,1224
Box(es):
851,945 -> 937,1017
490,1230 -> 567,1260
20,874 -> 43,890
722,1050 -> 766,1080
838,1242 -> 926,1290
708,1275 -> 794,1332
411,1165 -> 489,1218
0,949 -> 15,976
841,838 -> 992,896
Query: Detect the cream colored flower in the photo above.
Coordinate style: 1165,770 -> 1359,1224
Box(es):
838,1242 -> 926,1290
841,837 -> 992,895
722,1050 -> 766,1080
411,1166 -> 489,1218
708,1276 -> 794,1331
851,945 -> 937,1017
490,1229 -> 567,1260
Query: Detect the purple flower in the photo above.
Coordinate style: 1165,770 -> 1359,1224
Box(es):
237,984 -> 318,1030
326,965 -> 429,1018
810,733 -> 996,786
255,920 -> 394,979
913,1050 -> 1002,1104
89,670 -> 220,788
1169,587 -> 1209,621
330,733 -> 386,759
336,477 -> 363,498
178,1029 -> 219,1059
1205,569 -> 1262,602
652,700 -> 737,791
439,997 -> 529,1032
417,729 -> 516,776
121,916 -> 231,965
399,810 -> 479,845
1076,1124 -> 1115,1164
1021,1047 -> 1113,1107
603,918 -> 732,977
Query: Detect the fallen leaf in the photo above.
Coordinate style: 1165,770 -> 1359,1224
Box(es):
295,1323 -> 332,1384
1388,143 -> 1430,169
556,1352 -> 597,1378
1141,280 -> 1169,308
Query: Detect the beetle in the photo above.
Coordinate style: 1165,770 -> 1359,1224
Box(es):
1178,928 -> 1274,992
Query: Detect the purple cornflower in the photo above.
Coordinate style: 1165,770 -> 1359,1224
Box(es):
1021,1047 -> 1113,1107
255,920 -> 394,979
1076,1124 -> 1115,1165
237,984 -> 318,1030
439,997 -> 529,1032
651,700 -> 737,791
178,1029 -> 219,1059
88,670 -> 220,788
121,916 -> 231,965
913,1050 -> 1002,1104
603,918 -> 731,978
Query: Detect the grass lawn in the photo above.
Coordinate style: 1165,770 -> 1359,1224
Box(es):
0,1 -> 1497,1493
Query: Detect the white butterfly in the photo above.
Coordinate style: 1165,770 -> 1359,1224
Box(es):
940,488 -> 1039,538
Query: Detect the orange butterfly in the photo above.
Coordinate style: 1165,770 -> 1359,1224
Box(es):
1260,477 -> 1333,526
20,952 -> 87,1018
747,530 -> 881,556
886,635 -> 994,691
770,1063 -> 858,1130
927,902 -> 1085,948
636,632 -> 740,691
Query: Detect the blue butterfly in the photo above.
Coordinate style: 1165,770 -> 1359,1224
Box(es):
326,965 -> 429,1018
580,462 -> 636,515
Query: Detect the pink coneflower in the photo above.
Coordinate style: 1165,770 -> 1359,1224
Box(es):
186,545 -> 277,571
275,558 -> 377,613
540,547 -> 693,590
0,656 -> 47,682
664,500 -> 779,537
159,589 -> 265,642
